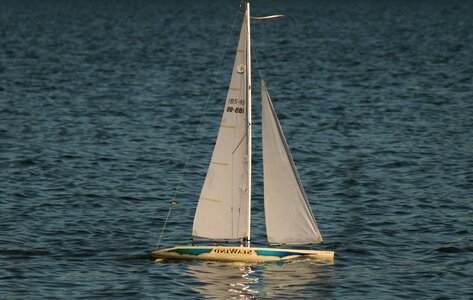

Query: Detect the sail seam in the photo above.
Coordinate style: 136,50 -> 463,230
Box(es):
200,197 -> 222,202
210,161 -> 228,166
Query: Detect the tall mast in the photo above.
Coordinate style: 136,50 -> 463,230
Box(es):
245,1 -> 252,247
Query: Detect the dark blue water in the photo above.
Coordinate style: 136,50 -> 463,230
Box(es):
1,0 -> 472,298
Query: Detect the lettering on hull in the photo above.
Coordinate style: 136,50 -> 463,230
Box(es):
212,248 -> 253,255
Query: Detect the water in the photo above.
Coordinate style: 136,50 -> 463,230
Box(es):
1,0 -> 472,298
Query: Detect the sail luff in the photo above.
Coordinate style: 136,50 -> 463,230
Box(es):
245,1 -> 252,247
262,81 -> 323,245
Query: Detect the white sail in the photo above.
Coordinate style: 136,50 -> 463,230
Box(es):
192,17 -> 249,241
262,81 -> 323,245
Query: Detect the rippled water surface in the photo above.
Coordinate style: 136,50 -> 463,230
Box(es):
1,0 -> 472,298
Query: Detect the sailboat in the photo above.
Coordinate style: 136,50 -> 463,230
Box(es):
152,2 -> 334,263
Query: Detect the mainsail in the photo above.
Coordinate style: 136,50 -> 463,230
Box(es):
192,18 -> 249,241
261,82 -> 323,245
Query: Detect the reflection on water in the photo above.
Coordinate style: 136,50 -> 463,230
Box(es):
186,262 -> 259,299
186,259 -> 335,299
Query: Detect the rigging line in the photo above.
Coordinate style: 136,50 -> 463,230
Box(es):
232,135 -> 247,155
155,4 -> 243,250
155,203 -> 173,250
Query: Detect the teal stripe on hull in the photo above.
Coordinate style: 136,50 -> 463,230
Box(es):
168,248 -> 213,255
255,250 -> 303,258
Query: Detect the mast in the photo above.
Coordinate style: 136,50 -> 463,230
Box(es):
245,1 -> 252,247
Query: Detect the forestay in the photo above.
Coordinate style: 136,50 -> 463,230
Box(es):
261,82 -> 323,245
192,18 -> 249,241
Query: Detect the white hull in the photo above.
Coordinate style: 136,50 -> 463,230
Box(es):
152,246 -> 334,263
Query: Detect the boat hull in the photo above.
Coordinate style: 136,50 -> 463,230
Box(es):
152,246 -> 334,263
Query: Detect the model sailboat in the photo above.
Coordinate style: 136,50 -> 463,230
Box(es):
152,2 -> 334,263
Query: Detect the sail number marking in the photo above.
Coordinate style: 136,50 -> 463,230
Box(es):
226,106 -> 245,114
227,98 -> 245,114
229,98 -> 245,105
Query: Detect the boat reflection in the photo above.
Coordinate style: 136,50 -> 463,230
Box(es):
186,259 -> 335,299
186,262 -> 259,299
